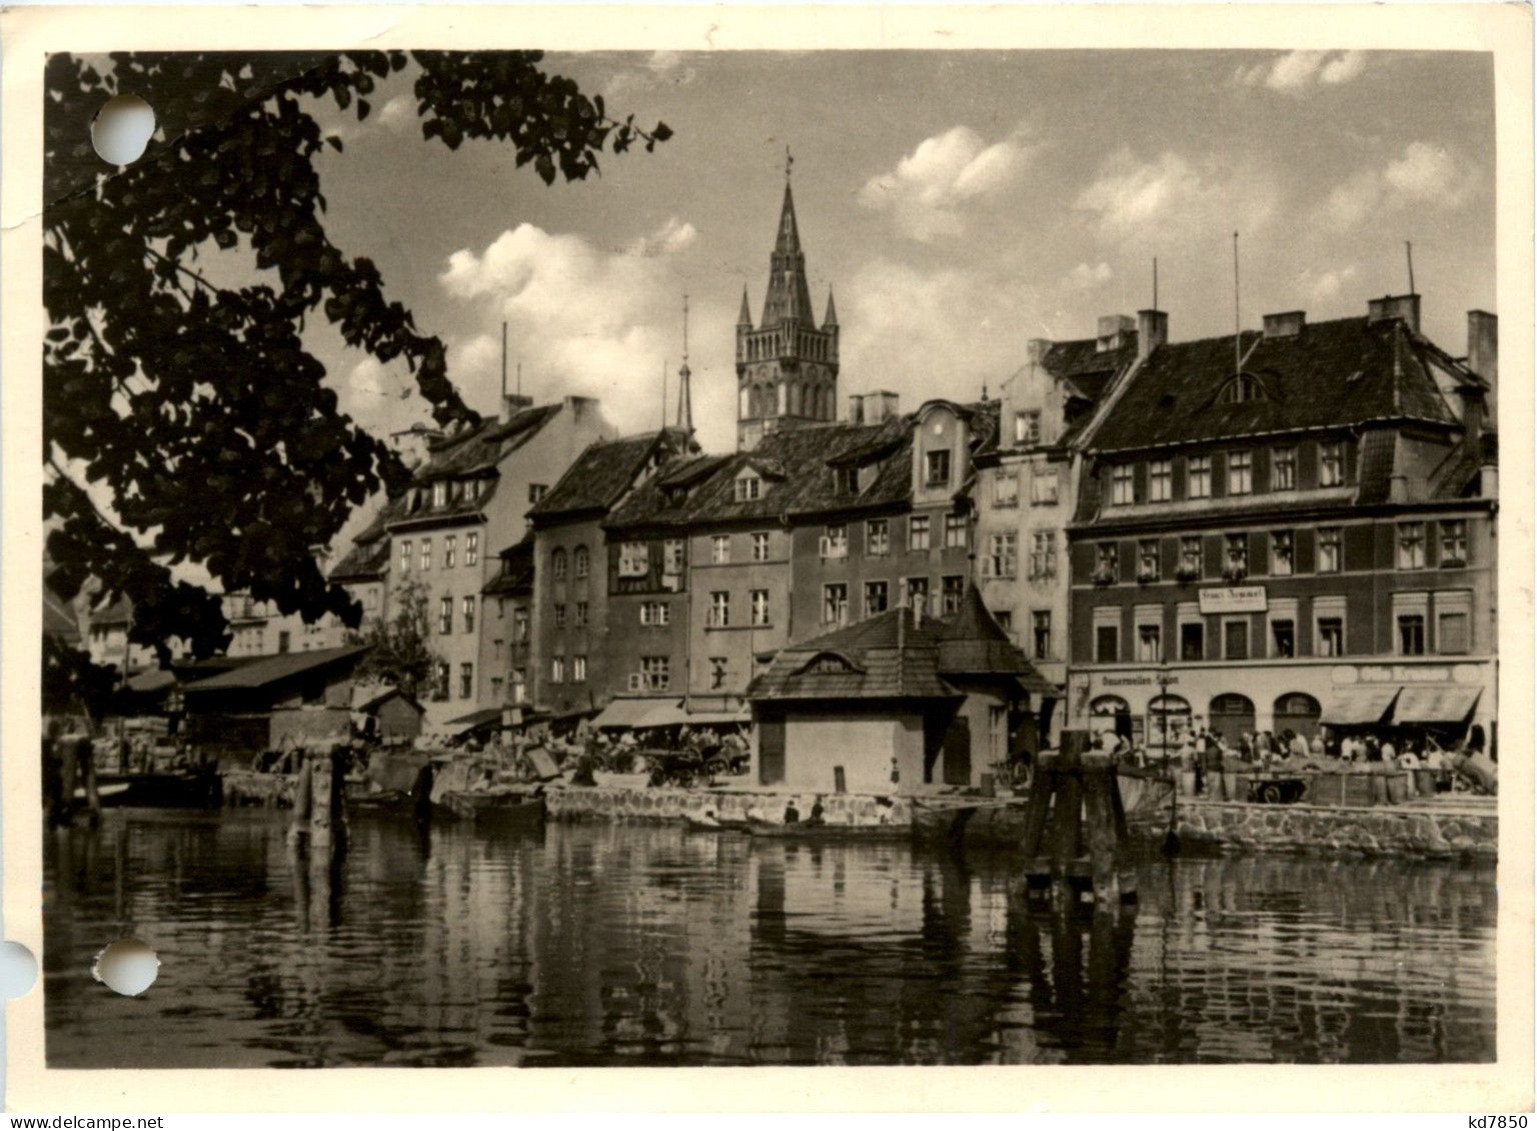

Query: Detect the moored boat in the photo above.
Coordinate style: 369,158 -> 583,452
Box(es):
744,818 -> 910,841
437,787 -> 546,826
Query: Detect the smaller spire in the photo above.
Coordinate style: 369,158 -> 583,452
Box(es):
737,286 -> 753,328
676,295 -> 693,434
823,287 -> 838,329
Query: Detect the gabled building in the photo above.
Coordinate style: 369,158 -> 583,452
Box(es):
1067,295 -> 1497,751
971,313 -> 1149,725
526,427 -> 697,718
380,394 -> 613,724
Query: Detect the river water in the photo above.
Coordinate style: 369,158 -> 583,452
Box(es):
43,810 -> 1495,1067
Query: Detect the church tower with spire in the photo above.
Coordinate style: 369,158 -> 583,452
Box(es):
735,161 -> 839,452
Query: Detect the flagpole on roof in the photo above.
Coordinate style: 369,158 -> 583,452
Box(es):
1405,240 -> 1415,294
1232,232 -> 1241,379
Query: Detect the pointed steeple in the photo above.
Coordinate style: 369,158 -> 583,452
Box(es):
823,287 -> 838,329
737,286 -> 753,328
676,295 -> 694,434
761,176 -> 815,327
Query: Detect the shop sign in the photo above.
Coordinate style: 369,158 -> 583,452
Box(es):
1197,586 -> 1267,614
1339,664 -> 1454,685
1096,672 -> 1180,689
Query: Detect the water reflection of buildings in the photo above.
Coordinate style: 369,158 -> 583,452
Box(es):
44,819 -> 1497,1068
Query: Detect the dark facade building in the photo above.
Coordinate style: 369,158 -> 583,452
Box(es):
526,428 -> 697,717
1067,295 -> 1498,751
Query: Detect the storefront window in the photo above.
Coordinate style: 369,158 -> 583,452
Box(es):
1147,694 -> 1192,752
1090,695 -> 1141,748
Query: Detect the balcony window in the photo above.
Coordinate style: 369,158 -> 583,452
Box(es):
1439,520 -> 1468,566
1270,531 -> 1294,576
1320,442 -> 1345,487
1272,447 -> 1297,491
1318,527 -> 1342,573
823,583 -> 849,625
1177,536 -> 1202,581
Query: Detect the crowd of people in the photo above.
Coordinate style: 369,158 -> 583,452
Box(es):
1089,720 -> 1494,796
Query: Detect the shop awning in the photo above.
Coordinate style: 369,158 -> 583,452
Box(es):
1321,686 -> 1401,726
1393,685 -> 1482,725
679,707 -> 750,726
591,697 -> 680,729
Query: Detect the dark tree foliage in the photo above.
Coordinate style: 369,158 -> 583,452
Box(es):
353,580 -> 438,701
44,50 -> 670,664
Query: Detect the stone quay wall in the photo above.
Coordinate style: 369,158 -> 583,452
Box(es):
1130,800 -> 1498,861
547,785 -> 912,828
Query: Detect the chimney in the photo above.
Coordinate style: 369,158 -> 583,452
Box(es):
1261,310 -> 1306,339
1467,310 -> 1497,431
1136,309 -> 1168,360
862,391 -> 899,424
1026,338 -> 1052,367
1367,293 -> 1420,333
847,394 -> 865,425
500,393 -> 533,421
1096,314 -> 1135,353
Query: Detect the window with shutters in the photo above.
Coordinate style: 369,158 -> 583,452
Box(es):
1111,465 -> 1134,506
1188,455 -> 1211,499
1149,460 -> 1172,502
1320,442 -> 1344,487
1318,527 -> 1342,573
1227,450 -> 1252,495
1272,447 -> 1297,491
1270,531 -> 1294,576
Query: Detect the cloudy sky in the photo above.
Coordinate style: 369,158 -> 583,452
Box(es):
302,49 -> 1494,457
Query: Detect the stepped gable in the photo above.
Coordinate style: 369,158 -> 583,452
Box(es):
1088,317 -> 1459,454
529,428 -> 692,522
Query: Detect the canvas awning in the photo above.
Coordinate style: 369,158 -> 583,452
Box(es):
679,707 -> 750,726
591,697 -> 680,729
1320,686 -> 1402,726
1392,685 -> 1482,725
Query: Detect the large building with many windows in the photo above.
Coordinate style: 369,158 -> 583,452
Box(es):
972,312 -> 1151,728
1066,295 -> 1497,752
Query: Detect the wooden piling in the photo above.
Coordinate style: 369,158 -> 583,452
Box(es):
1016,729 -> 1137,906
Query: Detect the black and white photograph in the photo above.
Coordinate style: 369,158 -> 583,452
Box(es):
8,5 -> 1532,1110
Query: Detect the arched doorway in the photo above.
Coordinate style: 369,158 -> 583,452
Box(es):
1274,692 -> 1322,742
1146,694 -> 1193,757
1208,693 -> 1255,746
1090,694 -> 1139,748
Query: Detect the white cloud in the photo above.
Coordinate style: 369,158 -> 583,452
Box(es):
1064,261 -> 1113,291
857,126 -> 1032,242
602,50 -> 698,99
1323,141 -> 1478,228
438,217 -> 725,439
1236,51 -> 1368,92
376,94 -> 415,133
627,216 -> 698,257
1301,264 -> 1359,302
1076,149 -> 1275,242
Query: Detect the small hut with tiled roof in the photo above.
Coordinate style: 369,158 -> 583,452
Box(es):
748,584 -> 1053,794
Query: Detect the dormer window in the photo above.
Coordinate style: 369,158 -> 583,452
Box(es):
1110,465 -> 1134,506
432,481 -> 448,508
925,449 -> 952,487
1014,411 -> 1041,446
834,466 -> 860,494
735,472 -> 762,502
1218,374 -> 1263,404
